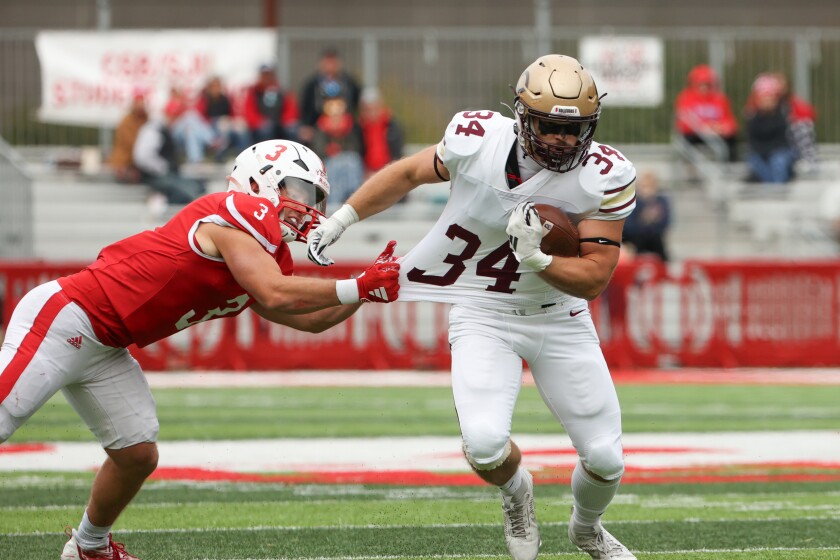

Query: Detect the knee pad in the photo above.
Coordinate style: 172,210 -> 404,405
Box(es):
581,436 -> 624,480
462,433 -> 511,471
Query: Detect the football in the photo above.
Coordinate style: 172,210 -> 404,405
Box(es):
534,204 -> 579,258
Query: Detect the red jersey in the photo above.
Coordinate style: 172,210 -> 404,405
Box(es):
58,192 -> 293,348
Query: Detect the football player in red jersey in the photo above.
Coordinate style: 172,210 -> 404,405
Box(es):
0,140 -> 400,560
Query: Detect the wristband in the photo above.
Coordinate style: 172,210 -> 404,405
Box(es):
522,251 -> 553,272
335,278 -> 360,304
333,204 -> 360,228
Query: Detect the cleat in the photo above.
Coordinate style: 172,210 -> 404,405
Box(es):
61,528 -> 140,560
501,470 -> 541,560
568,510 -> 636,560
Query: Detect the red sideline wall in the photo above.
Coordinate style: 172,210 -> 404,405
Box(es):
2,259 -> 839,369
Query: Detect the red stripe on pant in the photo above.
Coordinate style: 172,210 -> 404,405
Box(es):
0,291 -> 71,403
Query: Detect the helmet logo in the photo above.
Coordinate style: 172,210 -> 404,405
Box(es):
550,106 -> 580,116
291,144 -> 310,171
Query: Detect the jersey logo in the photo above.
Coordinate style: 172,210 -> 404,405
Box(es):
175,294 -> 250,331
67,336 -> 82,349
570,309 -> 586,317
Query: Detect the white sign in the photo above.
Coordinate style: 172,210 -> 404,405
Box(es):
36,30 -> 277,127
579,36 -> 664,107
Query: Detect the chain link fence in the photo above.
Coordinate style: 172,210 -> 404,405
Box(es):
1,26 -> 839,148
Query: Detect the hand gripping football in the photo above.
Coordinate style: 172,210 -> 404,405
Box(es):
534,204 -> 579,258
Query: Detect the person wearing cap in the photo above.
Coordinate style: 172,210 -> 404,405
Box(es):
674,64 -> 739,163
298,47 -> 362,145
743,74 -> 796,183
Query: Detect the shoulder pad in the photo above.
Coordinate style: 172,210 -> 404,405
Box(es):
218,193 -> 283,254
578,142 -> 637,221
439,111 -> 512,173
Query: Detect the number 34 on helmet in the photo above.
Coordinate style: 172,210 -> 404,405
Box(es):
227,140 -> 331,243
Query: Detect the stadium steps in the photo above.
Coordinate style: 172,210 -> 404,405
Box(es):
31,175 -> 158,261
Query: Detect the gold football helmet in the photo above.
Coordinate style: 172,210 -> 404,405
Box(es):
514,54 -> 601,172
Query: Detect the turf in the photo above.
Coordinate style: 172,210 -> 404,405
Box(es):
3,382 -> 840,559
2,475 -> 839,559
7,384 -> 840,442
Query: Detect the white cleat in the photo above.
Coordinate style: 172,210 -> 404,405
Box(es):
568,514 -> 636,560
61,528 -> 141,559
501,470 -> 541,560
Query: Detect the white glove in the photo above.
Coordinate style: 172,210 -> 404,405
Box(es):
506,202 -> 552,272
307,204 -> 360,266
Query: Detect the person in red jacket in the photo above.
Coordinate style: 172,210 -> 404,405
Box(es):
674,64 -> 739,162
359,87 -> 404,178
242,64 -> 301,144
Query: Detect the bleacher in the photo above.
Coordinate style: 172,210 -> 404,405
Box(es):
13,143 -> 840,264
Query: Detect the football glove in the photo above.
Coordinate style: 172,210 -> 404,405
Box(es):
334,241 -> 400,304
356,241 -> 400,303
506,201 -> 552,272
307,204 -> 360,266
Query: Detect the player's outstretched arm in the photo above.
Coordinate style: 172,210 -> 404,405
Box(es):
250,301 -> 362,333
308,145 -> 446,266
251,241 -> 401,331
202,224 -> 400,314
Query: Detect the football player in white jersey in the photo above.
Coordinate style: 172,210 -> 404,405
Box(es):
308,54 -> 637,560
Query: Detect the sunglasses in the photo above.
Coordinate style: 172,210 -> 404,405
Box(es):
537,119 -> 583,137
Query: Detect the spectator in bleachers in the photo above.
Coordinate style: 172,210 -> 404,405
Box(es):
164,86 -> 219,164
675,64 -> 739,163
358,87 -> 404,178
195,76 -> 250,162
622,169 -> 671,261
744,74 -> 796,184
311,95 -> 365,210
133,110 -> 206,207
109,93 -> 148,183
764,72 -> 818,175
298,47 -> 362,146
243,64 -> 300,144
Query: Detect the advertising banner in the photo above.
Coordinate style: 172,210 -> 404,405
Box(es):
579,35 -> 664,107
4,260 -> 840,369
36,30 -> 276,127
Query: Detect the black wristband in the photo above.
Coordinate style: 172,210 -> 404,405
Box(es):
579,237 -> 621,248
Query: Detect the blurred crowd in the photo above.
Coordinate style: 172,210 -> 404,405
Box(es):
674,63 -> 818,185
108,47 -> 404,211
107,53 -> 824,258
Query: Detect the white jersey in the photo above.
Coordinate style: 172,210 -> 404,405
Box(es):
398,110 -> 636,309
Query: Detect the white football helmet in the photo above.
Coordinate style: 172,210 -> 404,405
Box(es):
227,140 -> 331,243
514,54 -> 601,173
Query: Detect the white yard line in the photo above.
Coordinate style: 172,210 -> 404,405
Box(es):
2,518 -> 838,536
143,369 -> 840,388
2,431 -> 838,473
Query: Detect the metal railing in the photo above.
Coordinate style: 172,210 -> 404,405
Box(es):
0,136 -> 33,258
1,26 -> 839,148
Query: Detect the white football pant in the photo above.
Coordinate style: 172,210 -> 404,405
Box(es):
0,281 -> 158,448
449,303 -> 624,478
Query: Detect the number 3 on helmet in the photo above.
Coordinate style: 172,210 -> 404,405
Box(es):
226,140 -> 331,243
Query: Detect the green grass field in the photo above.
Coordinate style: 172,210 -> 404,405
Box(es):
3,382 -> 840,559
